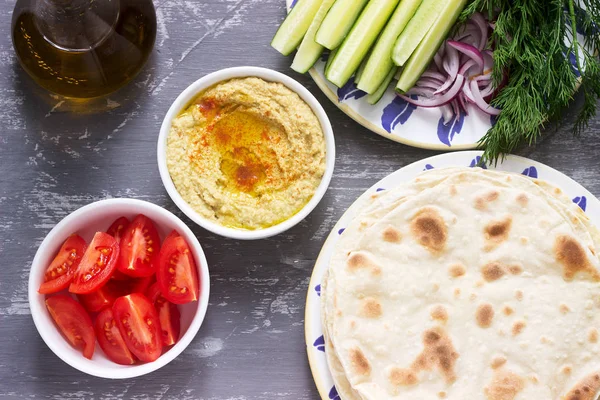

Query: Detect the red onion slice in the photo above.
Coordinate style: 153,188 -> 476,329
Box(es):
447,41 -> 484,74
469,79 -> 501,115
398,75 -> 466,108
442,44 -> 459,80
469,12 -> 489,50
458,59 -> 478,77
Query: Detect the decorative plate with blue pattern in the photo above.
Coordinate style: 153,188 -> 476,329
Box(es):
284,0 -> 583,150
304,151 -> 600,399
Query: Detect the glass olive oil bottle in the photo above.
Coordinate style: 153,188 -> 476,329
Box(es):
12,0 -> 157,98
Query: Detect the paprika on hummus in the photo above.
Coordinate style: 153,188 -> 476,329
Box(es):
166,77 -> 326,230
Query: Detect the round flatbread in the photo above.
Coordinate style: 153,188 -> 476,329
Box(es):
322,167 -> 600,400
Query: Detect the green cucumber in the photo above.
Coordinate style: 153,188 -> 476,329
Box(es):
367,67 -> 398,104
315,0 -> 369,50
271,0 -> 324,56
291,0 -> 337,73
396,0 -> 467,92
357,0 -> 423,93
326,0 -> 401,88
353,49 -> 371,83
324,48 -> 338,76
391,0 -> 444,66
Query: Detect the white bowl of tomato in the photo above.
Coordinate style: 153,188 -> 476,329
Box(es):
28,198 -> 210,379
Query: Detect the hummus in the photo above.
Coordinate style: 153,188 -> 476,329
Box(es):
166,77 -> 326,230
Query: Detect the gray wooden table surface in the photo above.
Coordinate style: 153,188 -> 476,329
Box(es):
1,0 -> 600,399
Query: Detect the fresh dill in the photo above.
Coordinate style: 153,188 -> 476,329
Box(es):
459,0 -> 600,164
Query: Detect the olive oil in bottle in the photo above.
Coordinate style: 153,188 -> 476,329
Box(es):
12,0 -> 157,98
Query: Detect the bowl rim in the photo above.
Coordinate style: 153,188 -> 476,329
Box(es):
157,66 -> 335,240
28,198 -> 210,379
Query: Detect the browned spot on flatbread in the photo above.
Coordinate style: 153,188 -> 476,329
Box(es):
476,304 -> 495,328
484,370 -> 525,400
515,290 -> 524,301
516,193 -> 529,207
349,348 -> 371,376
484,217 -> 513,248
508,264 -> 523,275
438,391 -> 447,398
391,327 -> 459,386
559,303 -> 571,314
491,356 -> 507,369
564,372 -> 600,400
411,327 -> 459,384
554,235 -> 600,281
347,251 -> 382,276
475,190 -> 500,210
503,305 -> 514,316
382,226 -> 402,243
360,297 -> 382,319
430,305 -> 448,323
449,185 -> 457,196
449,263 -> 466,278
588,328 -> 599,343
482,262 -> 507,282
512,320 -> 526,336
562,365 -> 573,375
388,367 -> 418,387
410,207 -> 447,253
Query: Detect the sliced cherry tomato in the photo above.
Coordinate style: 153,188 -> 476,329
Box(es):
147,283 -> 180,346
46,295 -> 95,359
95,308 -> 135,365
39,235 -> 87,294
118,215 -> 160,278
77,280 -> 121,313
69,232 -> 120,294
164,230 -> 179,243
106,216 -> 130,243
157,233 -> 199,304
110,269 -> 131,281
113,293 -> 163,362
127,275 -> 156,294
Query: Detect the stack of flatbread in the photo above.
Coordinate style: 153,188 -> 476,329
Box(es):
321,167 -> 600,400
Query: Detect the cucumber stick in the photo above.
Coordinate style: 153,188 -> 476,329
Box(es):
367,67 -> 398,104
326,0 -> 400,88
357,0 -> 423,93
392,0 -> 444,66
315,0 -> 369,50
324,48 -> 338,76
397,0 -> 467,92
353,49 -> 371,83
291,0 -> 337,73
271,0 -> 324,56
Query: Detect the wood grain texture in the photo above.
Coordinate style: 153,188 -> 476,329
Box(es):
1,0 -> 600,398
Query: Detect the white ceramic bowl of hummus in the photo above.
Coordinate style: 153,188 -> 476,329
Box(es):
28,198 -> 210,379
157,66 -> 335,240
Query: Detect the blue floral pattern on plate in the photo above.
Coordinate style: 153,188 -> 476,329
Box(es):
573,196 -> 587,211
424,164 -> 435,171
437,113 -> 465,147
337,79 -> 367,102
315,284 -> 321,296
522,166 -> 538,178
329,386 -> 340,400
313,336 -> 325,352
469,156 -> 487,169
338,228 -> 345,235
376,188 -> 386,192
381,97 -> 418,133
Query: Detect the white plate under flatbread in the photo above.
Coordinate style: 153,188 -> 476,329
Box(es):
312,158 -> 600,400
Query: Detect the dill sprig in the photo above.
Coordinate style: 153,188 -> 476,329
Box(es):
459,0 -> 600,164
